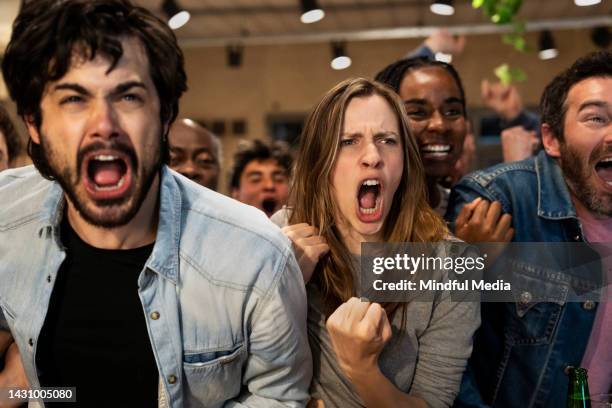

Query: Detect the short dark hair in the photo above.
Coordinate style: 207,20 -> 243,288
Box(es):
1,0 -> 187,179
374,56 -> 466,115
230,139 -> 293,189
0,106 -> 21,163
540,50 -> 612,141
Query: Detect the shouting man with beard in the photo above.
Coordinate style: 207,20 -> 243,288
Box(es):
448,51 -> 612,407
0,0 -> 311,407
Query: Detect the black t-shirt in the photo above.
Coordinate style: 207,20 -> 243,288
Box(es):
36,218 -> 158,407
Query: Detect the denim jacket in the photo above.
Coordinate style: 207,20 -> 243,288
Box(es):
446,151 -> 600,408
0,165 -> 312,408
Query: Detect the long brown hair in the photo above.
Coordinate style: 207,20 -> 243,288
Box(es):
289,77 -> 447,316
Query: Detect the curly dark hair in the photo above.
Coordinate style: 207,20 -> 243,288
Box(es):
230,139 -> 293,189
374,56 -> 467,116
0,105 -> 21,164
540,50 -> 612,141
1,0 -> 187,179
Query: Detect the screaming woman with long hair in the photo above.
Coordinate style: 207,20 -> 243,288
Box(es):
273,77 -> 479,408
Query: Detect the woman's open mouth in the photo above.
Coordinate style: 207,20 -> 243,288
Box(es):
81,151 -> 134,201
356,179 -> 383,222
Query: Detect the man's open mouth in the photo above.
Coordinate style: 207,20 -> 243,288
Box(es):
357,179 -> 383,221
595,156 -> 612,187
261,198 -> 277,216
81,151 -> 133,201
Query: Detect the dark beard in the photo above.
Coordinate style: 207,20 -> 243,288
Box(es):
40,136 -> 162,228
559,141 -> 612,218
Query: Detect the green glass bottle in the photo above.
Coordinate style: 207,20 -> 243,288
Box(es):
567,367 -> 591,408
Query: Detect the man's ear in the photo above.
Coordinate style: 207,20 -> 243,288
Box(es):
24,116 -> 41,145
541,123 -> 561,158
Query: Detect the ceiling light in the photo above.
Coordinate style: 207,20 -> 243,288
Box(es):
538,30 -> 558,60
574,0 -> 601,6
300,0 -> 325,24
430,0 -> 455,16
163,0 -> 190,30
331,42 -> 351,70
227,44 -> 243,68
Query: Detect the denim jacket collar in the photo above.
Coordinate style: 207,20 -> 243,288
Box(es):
535,150 -> 577,220
37,165 -> 181,284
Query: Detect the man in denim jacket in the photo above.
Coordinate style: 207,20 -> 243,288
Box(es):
0,1 -> 311,407
447,51 -> 612,407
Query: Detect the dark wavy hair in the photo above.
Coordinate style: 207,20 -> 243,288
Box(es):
1,0 -> 187,179
540,50 -> 612,141
229,139 -> 293,190
374,56 -> 466,115
0,105 -> 21,164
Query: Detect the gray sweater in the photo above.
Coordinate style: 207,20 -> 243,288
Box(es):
272,208 -> 480,408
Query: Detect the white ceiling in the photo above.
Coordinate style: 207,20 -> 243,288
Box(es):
133,0 -> 610,43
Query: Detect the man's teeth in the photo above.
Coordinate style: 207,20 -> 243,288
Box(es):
599,157 -> 612,164
94,155 -> 119,161
421,145 -> 451,153
94,176 -> 125,191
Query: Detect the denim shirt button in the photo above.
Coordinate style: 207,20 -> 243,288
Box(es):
167,375 -> 177,384
151,311 -> 160,320
519,291 -> 532,304
582,300 -> 595,311
564,365 -> 574,375
574,235 -> 581,241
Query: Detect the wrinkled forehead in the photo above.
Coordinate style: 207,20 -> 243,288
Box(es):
169,126 -> 214,149
564,76 -> 612,111
46,36 -> 153,90
399,66 -> 462,100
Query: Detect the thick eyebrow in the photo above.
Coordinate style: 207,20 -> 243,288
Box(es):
403,97 -> 464,105
374,131 -> 400,138
112,81 -> 147,97
52,83 -> 91,96
51,81 -> 147,97
193,147 -> 213,156
403,98 -> 428,105
578,100 -> 608,112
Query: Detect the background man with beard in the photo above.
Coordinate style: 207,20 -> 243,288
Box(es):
230,139 -> 292,218
168,118 -> 221,191
0,0 -> 311,407
447,50 -> 612,407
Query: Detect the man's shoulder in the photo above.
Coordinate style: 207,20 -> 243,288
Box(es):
169,171 -> 294,286
461,156 -> 537,190
0,166 -> 53,227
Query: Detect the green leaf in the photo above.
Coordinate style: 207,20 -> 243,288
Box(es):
509,67 -> 527,82
494,64 -> 527,84
472,0 -> 485,8
513,36 -> 526,52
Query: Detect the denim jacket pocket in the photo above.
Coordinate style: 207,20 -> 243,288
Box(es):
182,344 -> 246,406
507,263 -> 569,345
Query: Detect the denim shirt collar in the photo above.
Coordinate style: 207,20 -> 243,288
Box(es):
38,165 -> 181,284
535,150 -> 577,220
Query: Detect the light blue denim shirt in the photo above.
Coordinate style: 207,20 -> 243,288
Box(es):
0,165 -> 312,407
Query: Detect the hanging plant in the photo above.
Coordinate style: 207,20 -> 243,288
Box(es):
473,0 -> 527,83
